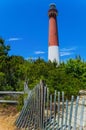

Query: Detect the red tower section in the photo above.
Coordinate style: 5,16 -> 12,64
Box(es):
48,4 -> 59,46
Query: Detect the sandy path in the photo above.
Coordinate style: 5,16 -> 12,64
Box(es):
0,116 -> 17,130
0,106 -> 19,130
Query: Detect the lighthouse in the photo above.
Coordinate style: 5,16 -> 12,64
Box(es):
48,3 -> 60,65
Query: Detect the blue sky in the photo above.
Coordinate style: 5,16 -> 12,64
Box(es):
0,0 -> 86,61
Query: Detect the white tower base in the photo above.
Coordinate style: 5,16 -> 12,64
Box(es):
48,46 -> 60,65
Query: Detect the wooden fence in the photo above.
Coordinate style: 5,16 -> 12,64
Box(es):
15,81 -> 86,130
0,82 -> 29,104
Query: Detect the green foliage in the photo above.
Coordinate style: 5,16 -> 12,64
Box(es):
17,95 -> 24,111
0,37 -> 86,99
0,38 -> 10,57
0,72 -> 5,90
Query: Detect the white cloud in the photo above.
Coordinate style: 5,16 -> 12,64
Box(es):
60,47 -> 76,57
60,52 -> 72,56
60,47 -> 76,52
7,38 -> 23,41
35,51 -> 45,54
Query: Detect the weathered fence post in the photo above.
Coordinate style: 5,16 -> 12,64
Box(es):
79,98 -> 85,130
64,99 -> 68,130
40,80 -> 45,129
73,96 -> 79,130
68,96 -> 74,130
57,92 -> 60,129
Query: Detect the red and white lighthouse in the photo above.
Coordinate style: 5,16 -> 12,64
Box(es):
48,3 -> 60,65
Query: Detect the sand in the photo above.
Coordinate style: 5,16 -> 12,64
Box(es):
0,106 -> 19,130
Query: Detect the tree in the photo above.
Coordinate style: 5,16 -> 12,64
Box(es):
0,38 -> 10,90
0,38 -> 10,58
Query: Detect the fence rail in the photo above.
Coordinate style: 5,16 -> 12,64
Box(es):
0,100 -> 18,104
16,81 -> 86,130
0,91 -> 24,94
0,82 -> 29,104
